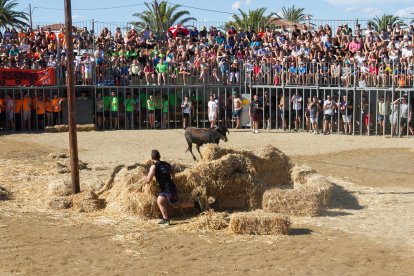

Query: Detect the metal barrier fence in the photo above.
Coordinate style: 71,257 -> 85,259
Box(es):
56,59 -> 414,89
1,84 -> 413,137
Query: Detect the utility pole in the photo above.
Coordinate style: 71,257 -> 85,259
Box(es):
64,0 -> 81,194
29,4 -> 33,29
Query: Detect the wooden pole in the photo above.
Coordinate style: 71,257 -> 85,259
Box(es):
64,0 -> 80,194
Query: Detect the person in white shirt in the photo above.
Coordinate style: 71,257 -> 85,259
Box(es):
323,95 -> 336,134
181,95 -> 192,129
207,94 -> 218,128
81,55 -> 93,85
291,92 -> 303,131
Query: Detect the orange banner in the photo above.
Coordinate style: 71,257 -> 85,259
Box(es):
0,67 -> 56,86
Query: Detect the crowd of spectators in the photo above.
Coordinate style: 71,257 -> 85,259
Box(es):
0,21 -> 414,87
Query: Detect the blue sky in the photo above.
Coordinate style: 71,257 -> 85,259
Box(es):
16,0 -> 414,25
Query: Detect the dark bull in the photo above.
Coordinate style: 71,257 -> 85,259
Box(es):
184,126 -> 230,161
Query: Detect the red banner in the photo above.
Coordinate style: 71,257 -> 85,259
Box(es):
0,67 -> 56,86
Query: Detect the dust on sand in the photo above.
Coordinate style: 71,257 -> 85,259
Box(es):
1,130 -> 413,275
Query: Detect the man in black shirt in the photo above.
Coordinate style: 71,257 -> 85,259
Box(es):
249,94 -> 263,134
145,150 -> 202,225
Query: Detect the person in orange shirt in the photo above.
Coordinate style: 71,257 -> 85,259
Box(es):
22,93 -> 31,130
14,95 -> 22,131
18,27 -> 27,43
31,95 -> 37,129
37,95 -> 46,130
51,93 -> 64,125
45,96 -> 52,126
58,28 -> 66,48
46,28 -> 57,42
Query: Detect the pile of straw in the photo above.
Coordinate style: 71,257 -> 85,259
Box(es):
48,197 -> 73,210
72,191 -> 105,213
228,211 -> 290,235
291,164 -> 333,206
104,164 -> 161,218
45,124 -> 96,133
55,159 -> 89,174
48,152 -> 68,159
47,178 -> 72,196
262,188 -> 326,217
0,186 -> 11,200
173,210 -> 230,233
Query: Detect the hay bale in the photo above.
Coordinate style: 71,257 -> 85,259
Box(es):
292,168 -> 333,206
262,188 -> 326,217
291,164 -> 317,184
77,124 -> 96,132
253,145 -> 292,187
201,144 -> 292,187
185,153 -> 261,211
228,211 -> 290,235
48,197 -> 73,210
72,191 -> 105,213
0,186 -> 11,200
47,178 -> 72,196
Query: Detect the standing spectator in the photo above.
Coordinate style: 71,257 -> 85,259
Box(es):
36,95 -> 45,130
95,92 -> 104,130
5,94 -> 14,131
110,91 -> 119,130
161,95 -> 169,129
51,94 -> 64,125
22,93 -> 31,130
232,91 -> 243,129
263,91 -> 270,130
360,96 -> 370,135
147,94 -> 156,129
340,94 -> 353,135
181,95 -> 192,129
207,94 -> 218,128
309,96 -> 321,134
250,94 -> 263,134
81,54 -> 93,85
124,93 -> 136,129
291,92 -> 303,131
323,95 -> 336,134
377,96 -> 390,135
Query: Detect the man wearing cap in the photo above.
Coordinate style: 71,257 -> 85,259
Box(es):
232,91 -> 243,129
145,149 -> 202,226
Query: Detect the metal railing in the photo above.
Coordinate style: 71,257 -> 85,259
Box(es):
1,84 -> 413,138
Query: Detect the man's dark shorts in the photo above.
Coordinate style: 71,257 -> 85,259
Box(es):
233,109 -> 241,118
159,191 -> 179,205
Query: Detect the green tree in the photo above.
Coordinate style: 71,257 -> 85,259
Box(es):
279,5 -> 310,23
0,0 -> 28,28
226,8 -> 273,31
132,0 -> 195,34
368,14 -> 405,32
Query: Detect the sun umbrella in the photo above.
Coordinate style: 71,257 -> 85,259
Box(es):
167,24 -> 189,37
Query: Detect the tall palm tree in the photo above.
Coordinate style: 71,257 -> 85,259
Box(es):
279,5 -> 310,23
226,8 -> 273,31
368,14 -> 405,32
0,0 -> 28,28
132,0 -> 195,34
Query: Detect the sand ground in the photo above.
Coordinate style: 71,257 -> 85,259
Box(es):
0,130 -> 413,275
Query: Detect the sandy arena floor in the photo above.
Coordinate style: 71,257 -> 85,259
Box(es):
0,129 -> 413,275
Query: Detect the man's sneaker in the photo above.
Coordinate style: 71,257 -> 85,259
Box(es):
194,198 -> 204,214
158,219 -> 170,226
